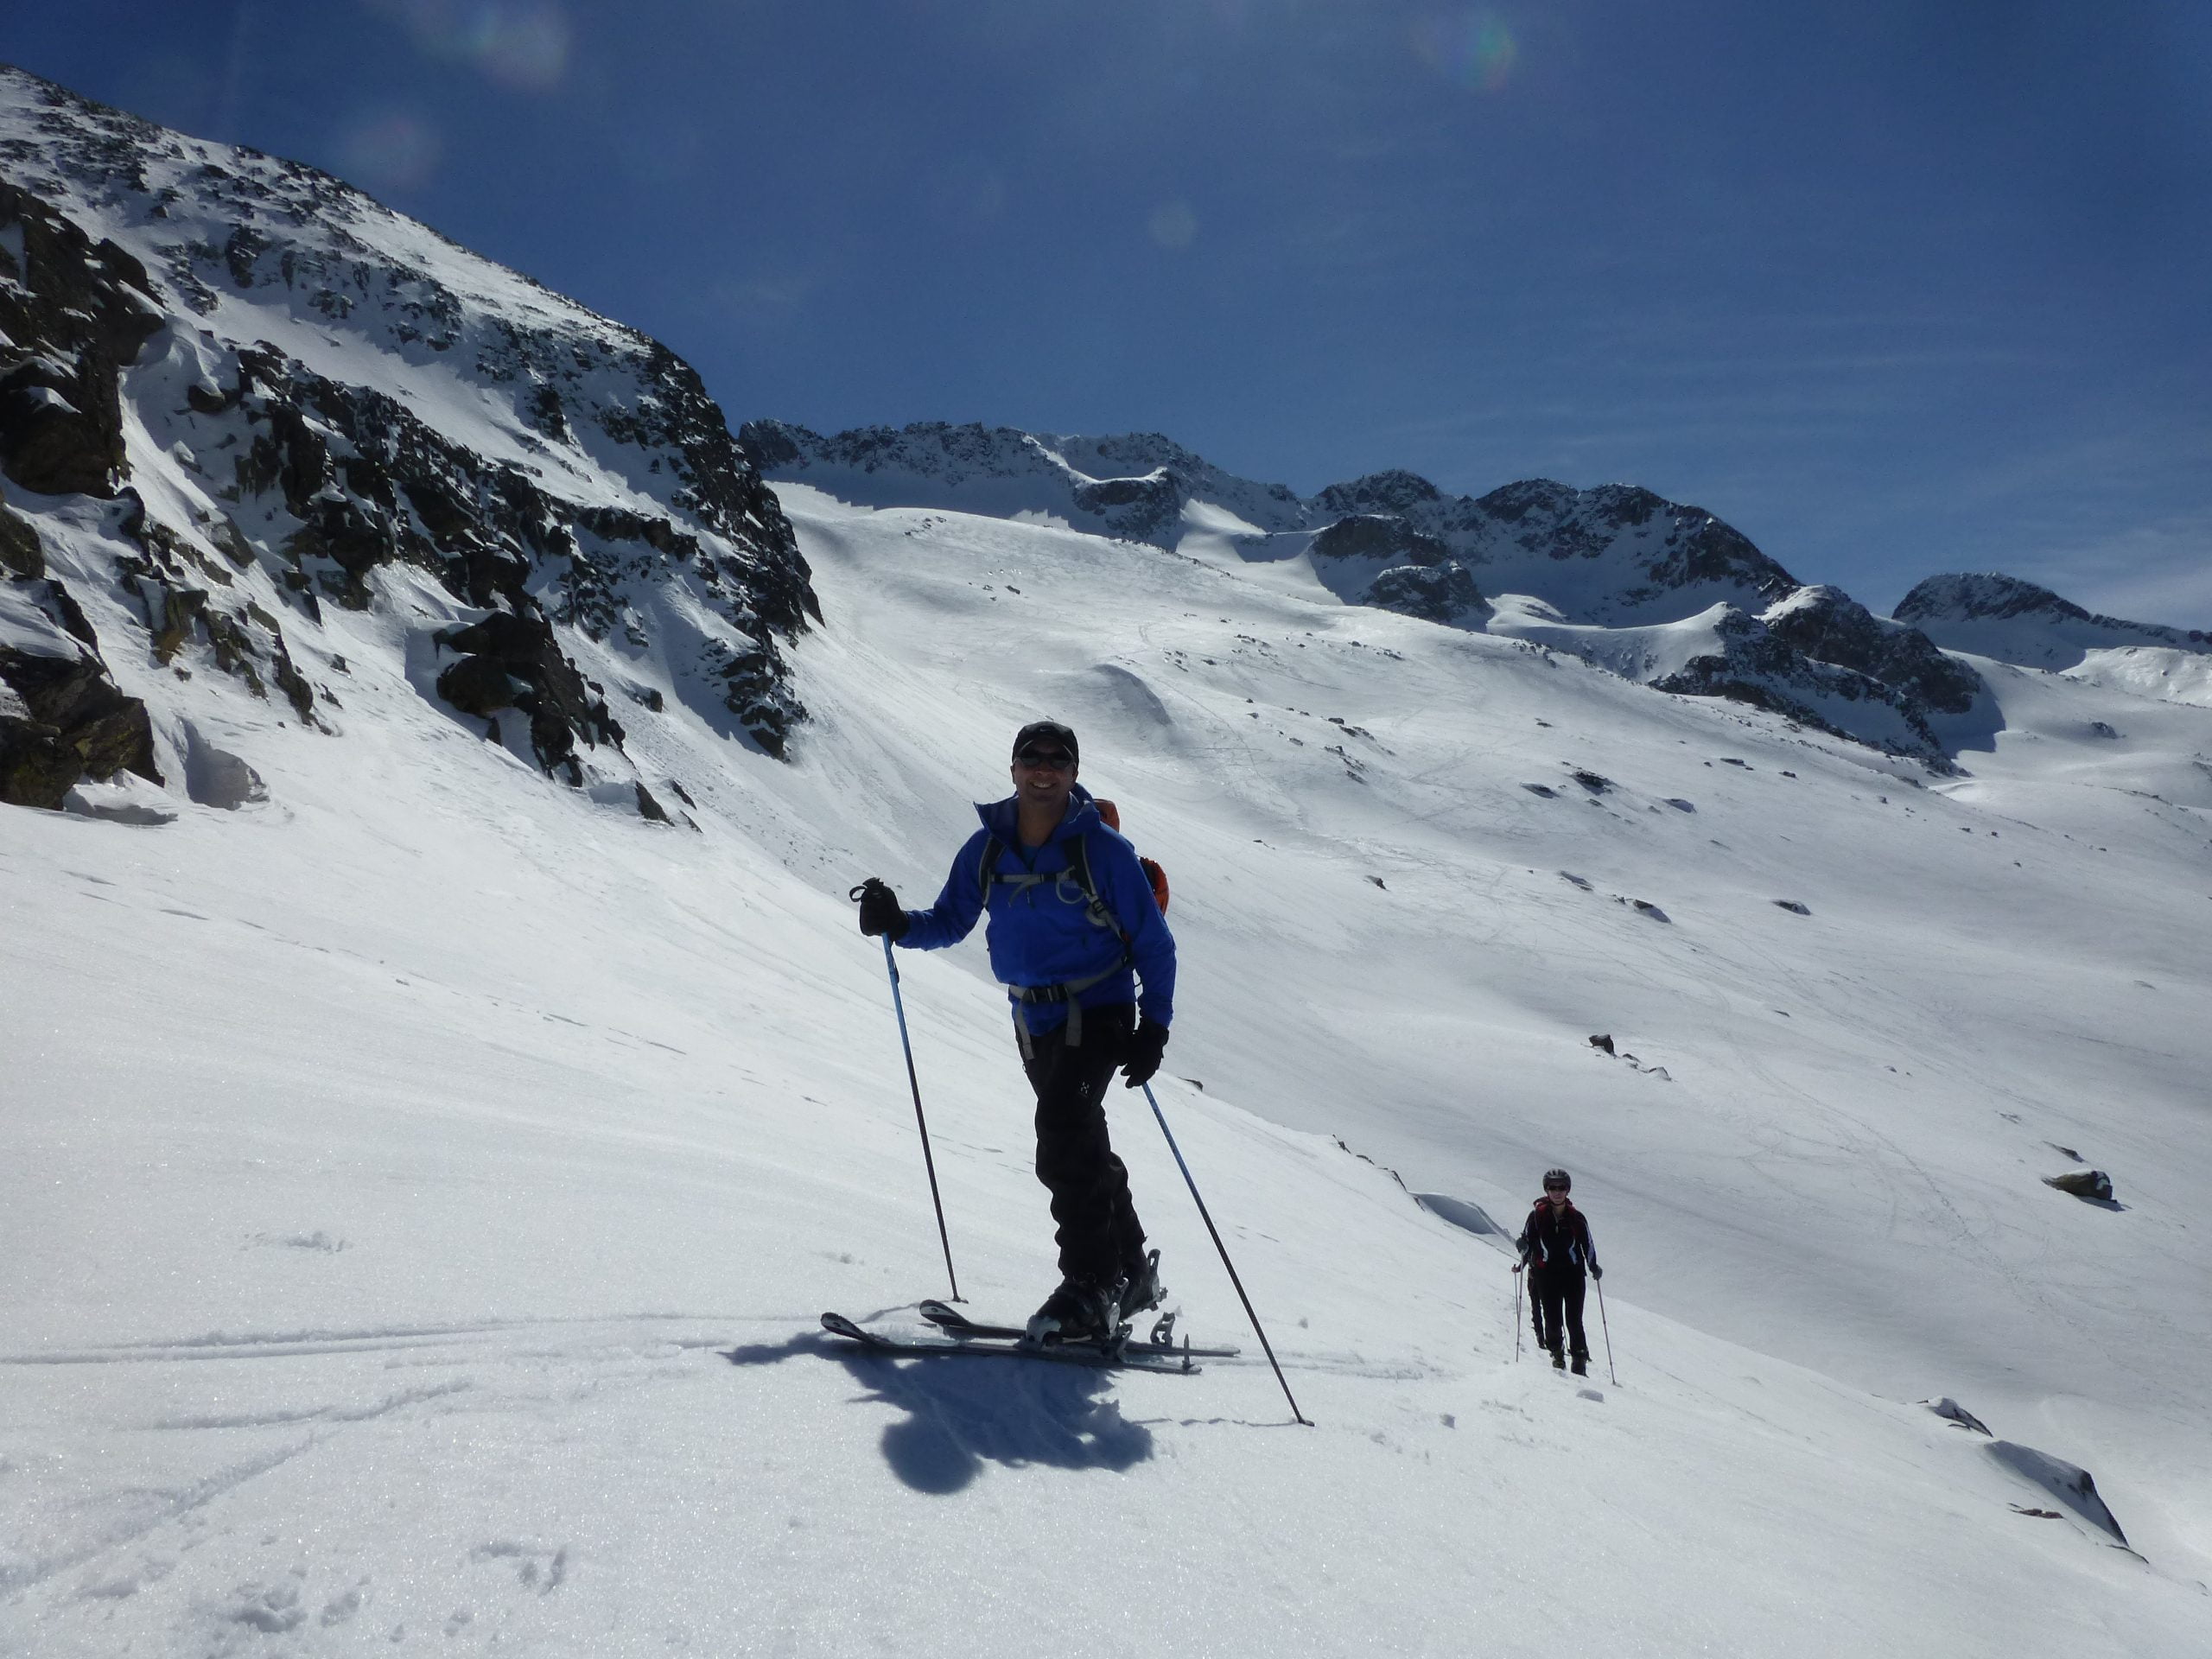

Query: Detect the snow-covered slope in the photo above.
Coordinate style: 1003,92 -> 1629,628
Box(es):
9,467 -> 2211,1655
747,418 -> 1993,761
8,71 -> 2212,1659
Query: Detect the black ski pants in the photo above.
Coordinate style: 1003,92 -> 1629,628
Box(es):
1532,1268 -> 1589,1360
1020,1003 -> 1146,1286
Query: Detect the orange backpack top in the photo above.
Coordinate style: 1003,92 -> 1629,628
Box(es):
1093,798 -> 1171,915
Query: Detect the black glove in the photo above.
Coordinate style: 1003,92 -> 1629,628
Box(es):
1591,1264 -> 1604,1281
851,878 -> 908,940
1122,1018 -> 1169,1089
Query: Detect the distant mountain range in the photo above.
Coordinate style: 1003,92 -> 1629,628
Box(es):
745,420 -> 2212,760
4,64 -> 2205,819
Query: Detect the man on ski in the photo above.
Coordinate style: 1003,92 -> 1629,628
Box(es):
853,720 -> 1176,1345
1513,1168 -> 1603,1374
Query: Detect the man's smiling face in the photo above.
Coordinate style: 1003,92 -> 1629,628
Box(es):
1011,740 -> 1076,817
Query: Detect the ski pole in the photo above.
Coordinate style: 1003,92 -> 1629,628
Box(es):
1513,1266 -> 1523,1363
1594,1274 -> 1617,1385
1141,1082 -> 1310,1427
868,925 -> 961,1302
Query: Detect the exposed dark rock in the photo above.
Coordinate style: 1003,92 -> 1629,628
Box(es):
1652,607 -> 1955,765
1366,559 -> 1485,624
1763,586 -> 1982,715
2043,1169 -> 2113,1202
1311,513 -> 1450,565
436,653 -> 523,718
1471,480 -> 1799,607
435,609 -> 622,776
1774,899 -> 1811,915
0,495 -> 46,576
1313,471 -> 1444,518
0,629 -> 161,808
1589,1033 -> 1615,1054
0,65 -> 817,779
0,179 -> 163,499
634,781 -> 671,823
1071,469 -> 1182,544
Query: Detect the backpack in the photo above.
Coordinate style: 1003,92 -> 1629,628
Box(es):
1093,798 -> 1170,915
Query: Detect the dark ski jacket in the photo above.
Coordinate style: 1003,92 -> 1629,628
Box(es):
1516,1200 -> 1599,1277
899,785 -> 1176,1034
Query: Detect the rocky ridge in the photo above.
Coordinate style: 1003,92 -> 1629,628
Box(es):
745,417 -> 1983,763
1897,573 -> 2212,669
0,66 -> 816,813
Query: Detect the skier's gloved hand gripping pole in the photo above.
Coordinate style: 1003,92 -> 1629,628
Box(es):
851,879 -> 961,1302
1140,1078 -> 1311,1427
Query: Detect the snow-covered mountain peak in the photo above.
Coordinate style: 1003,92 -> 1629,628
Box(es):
1898,571 -> 2212,661
1897,572 -> 2212,704
1,65 -> 816,821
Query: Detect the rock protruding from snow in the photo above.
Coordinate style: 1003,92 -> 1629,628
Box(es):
2043,1169 -> 2115,1202
1986,1442 -> 2130,1545
1762,587 -> 1982,715
0,65 -> 817,812
1925,1397 -> 1992,1435
737,418 -> 1309,546
1,536 -> 160,809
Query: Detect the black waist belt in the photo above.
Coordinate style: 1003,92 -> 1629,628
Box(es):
1009,962 -> 1124,1055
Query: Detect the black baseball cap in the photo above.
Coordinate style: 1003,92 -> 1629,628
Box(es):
1012,720 -> 1078,764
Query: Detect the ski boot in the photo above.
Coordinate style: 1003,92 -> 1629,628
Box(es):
1025,1276 -> 1118,1348
1117,1249 -> 1166,1321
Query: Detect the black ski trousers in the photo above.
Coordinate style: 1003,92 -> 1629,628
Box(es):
1532,1268 -> 1589,1360
1020,1002 -> 1145,1286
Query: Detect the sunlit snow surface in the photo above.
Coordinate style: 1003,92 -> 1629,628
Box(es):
4,486 -> 2209,1656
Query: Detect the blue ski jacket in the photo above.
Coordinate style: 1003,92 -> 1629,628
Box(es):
898,786 -> 1176,1034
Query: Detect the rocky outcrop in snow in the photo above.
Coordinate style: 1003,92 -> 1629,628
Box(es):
1897,574 -> 2211,669
736,418 -> 1308,546
0,66 -> 817,817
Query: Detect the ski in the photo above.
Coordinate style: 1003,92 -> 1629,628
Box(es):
819,1312 -> 1233,1370
919,1299 -> 1238,1358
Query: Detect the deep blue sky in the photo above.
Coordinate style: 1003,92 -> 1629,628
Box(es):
9,2 -> 2209,620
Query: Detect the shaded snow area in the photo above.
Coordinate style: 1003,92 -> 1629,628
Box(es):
7,484 -> 2212,1658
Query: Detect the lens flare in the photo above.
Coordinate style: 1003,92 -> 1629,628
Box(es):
1412,10 -> 1518,93
337,110 -> 444,194
364,0 -> 572,92
1148,200 -> 1199,251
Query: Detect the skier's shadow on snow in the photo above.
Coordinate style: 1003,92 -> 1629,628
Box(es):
723,1326 -> 1154,1494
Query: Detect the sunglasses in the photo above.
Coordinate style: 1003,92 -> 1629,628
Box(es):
1544,1185 -> 1568,1193
1014,749 -> 1073,770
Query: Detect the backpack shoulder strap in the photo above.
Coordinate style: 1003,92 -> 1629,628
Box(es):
977,834 -> 1004,905
1065,833 -> 1130,947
